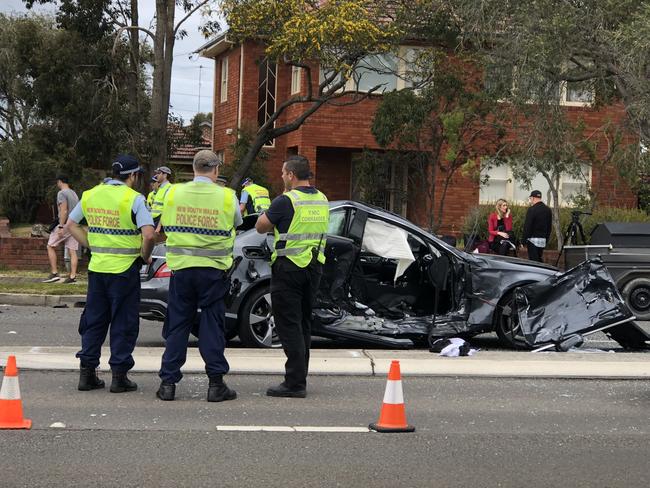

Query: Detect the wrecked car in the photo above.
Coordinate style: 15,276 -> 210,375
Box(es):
140,200 -> 581,349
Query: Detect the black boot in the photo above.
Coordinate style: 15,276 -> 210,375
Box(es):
266,382 -> 306,398
109,371 -> 137,393
78,367 -> 105,391
156,382 -> 176,401
207,375 -> 237,402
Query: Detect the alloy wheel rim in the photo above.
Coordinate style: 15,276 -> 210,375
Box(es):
248,293 -> 279,347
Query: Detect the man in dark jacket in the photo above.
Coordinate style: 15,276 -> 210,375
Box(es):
522,190 -> 552,262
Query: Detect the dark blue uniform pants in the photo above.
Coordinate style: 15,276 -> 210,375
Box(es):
159,267 -> 230,384
76,261 -> 140,372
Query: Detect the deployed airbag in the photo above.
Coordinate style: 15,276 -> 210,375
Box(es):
362,218 -> 415,281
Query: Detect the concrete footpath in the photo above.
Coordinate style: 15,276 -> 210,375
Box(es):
1,346 -> 649,379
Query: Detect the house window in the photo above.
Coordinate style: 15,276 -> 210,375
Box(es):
397,47 -> 425,91
318,67 -> 344,93
291,65 -> 301,95
258,57 -> 277,146
351,54 -> 398,93
220,57 -> 228,103
484,64 -> 594,106
214,150 -> 225,165
564,80 -> 594,104
480,164 -> 590,206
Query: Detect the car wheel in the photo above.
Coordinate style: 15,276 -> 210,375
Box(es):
494,292 -> 530,350
238,285 -> 281,348
622,278 -> 650,321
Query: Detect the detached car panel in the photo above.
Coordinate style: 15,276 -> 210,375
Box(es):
139,200 -> 645,349
514,258 -> 649,350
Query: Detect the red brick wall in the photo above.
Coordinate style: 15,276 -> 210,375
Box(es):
314,148 -> 353,201
0,237 -> 89,271
212,45 -> 241,157
0,238 -> 62,270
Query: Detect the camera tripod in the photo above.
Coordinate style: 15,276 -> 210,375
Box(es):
555,212 -> 588,267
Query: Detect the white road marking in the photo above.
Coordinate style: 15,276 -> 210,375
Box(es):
216,425 -> 371,433
294,426 -> 371,433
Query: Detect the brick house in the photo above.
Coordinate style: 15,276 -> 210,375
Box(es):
199,33 -> 638,234
168,121 -> 213,180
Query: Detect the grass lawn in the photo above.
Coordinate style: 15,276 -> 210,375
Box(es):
0,282 -> 87,295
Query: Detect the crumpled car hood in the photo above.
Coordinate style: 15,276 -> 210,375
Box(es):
514,258 -> 635,347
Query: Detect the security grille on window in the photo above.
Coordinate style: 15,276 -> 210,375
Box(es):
258,57 -> 277,146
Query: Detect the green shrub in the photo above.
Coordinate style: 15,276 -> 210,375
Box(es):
461,203 -> 650,249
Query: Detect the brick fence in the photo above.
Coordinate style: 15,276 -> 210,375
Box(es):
0,237 -> 87,271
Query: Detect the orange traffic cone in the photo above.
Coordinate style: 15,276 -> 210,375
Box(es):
0,355 -> 32,429
369,360 -> 415,433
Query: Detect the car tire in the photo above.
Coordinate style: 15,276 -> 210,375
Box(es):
622,277 -> 650,321
238,285 -> 281,348
494,291 -> 530,350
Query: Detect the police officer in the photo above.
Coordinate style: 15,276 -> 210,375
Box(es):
240,177 -> 271,216
146,176 -> 159,210
150,166 -> 173,224
66,154 -> 155,392
255,155 -> 329,398
156,150 -> 242,402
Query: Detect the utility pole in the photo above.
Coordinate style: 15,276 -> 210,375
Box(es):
197,65 -> 203,113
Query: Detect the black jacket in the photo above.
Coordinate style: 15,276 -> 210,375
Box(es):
523,202 -> 552,241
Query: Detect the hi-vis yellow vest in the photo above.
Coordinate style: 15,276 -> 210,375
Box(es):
80,184 -> 142,274
272,189 -> 329,267
146,190 -> 156,210
161,181 -> 236,271
244,183 -> 271,214
151,181 -> 172,219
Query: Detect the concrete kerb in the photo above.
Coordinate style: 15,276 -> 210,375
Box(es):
0,293 -> 86,308
1,347 -> 649,379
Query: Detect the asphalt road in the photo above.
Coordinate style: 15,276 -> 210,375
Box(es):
1,304 -> 647,351
2,305 -> 650,486
1,373 -> 649,487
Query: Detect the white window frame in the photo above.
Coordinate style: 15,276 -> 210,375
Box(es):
291,65 -> 301,95
220,56 -> 229,103
479,164 -> 592,206
561,80 -> 595,106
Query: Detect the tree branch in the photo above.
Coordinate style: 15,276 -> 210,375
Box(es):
113,25 -> 156,57
174,0 -> 210,36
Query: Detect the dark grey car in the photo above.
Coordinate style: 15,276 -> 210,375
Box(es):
139,200 -> 576,349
